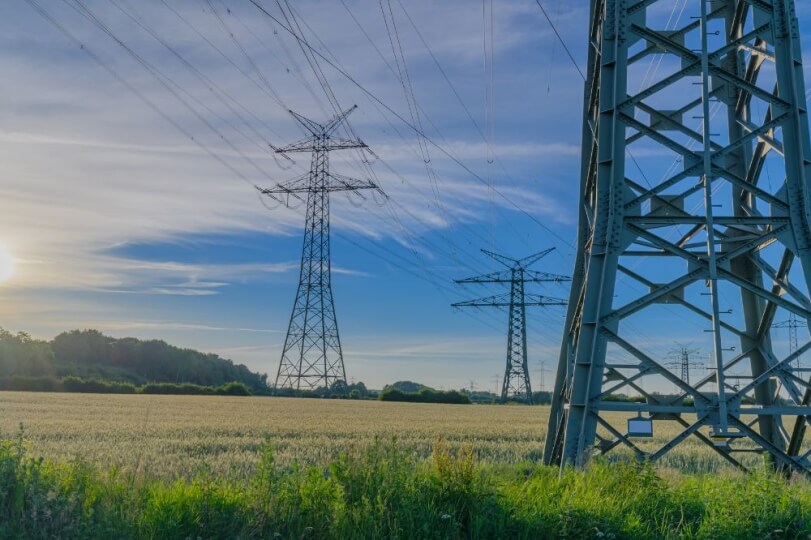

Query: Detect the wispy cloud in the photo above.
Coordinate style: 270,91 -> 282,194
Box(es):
0,0 -> 584,301
2,0 -> 809,390
76,320 -> 283,334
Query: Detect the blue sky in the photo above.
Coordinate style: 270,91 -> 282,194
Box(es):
0,1 -> 810,391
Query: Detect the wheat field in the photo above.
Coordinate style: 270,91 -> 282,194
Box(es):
0,391 -> 758,479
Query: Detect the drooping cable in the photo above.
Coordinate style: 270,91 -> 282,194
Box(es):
534,0 -> 585,81
248,0 -> 574,250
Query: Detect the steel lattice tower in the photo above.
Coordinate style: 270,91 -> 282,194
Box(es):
453,249 -> 569,403
545,0 -> 811,475
774,313 -> 808,367
666,346 -> 702,386
259,106 -> 378,394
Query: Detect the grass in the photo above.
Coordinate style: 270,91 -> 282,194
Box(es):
3,391 -> 811,538
0,392 -> 769,480
2,432 -> 811,539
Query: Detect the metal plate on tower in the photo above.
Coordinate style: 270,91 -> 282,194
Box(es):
628,417 -> 653,438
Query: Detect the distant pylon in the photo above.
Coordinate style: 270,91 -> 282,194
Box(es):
453,248 -> 569,403
774,313 -> 808,369
665,345 -> 702,386
258,106 -> 379,395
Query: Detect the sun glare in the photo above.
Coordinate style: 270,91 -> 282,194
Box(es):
0,245 -> 15,284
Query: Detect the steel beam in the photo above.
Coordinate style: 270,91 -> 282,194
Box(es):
546,0 -> 811,476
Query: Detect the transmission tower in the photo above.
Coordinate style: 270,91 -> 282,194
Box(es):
453,249 -> 569,403
774,313 -> 808,368
665,345 -> 702,386
258,106 -> 379,395
545,1 -> 811,476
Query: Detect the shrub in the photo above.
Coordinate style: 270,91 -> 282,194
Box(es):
140,382 -> 214,395
0,375 -> 63,392
61,376 -> 136,394
216,382 -> 252,396
378,387 -> 471,404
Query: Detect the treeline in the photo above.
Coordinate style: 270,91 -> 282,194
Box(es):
378,386 -> 471,405
274,381 -> 373,399
0,328 -> 269,393
0,375 -> 252,396
380,381 -> 547,406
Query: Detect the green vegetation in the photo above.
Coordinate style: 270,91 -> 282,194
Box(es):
2,431 -> 811,539
0,328 -> 268,393
387,380 -> 427,393
0,375 -> 252,396
4,392 -> 811,537
379,385 -> 471,404
273,380 -> 373,399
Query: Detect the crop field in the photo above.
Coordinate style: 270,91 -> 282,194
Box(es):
0,391 -> 548,479
0,391 -> 762,480
4,391 -> 811,538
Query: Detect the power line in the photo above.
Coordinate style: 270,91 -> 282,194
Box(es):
27,0 -> 564,355
111,0 -> 293,164
268,1 -> 518,272
65,0 -> 283,185
24,0 -> 265,192
247,0 -> 573,250
534,0 -> 585,81
252,4 -> 545,338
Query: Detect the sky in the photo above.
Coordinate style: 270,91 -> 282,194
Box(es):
0,0 -> 810,392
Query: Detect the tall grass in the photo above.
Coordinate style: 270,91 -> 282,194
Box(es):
2,431 -> 811,539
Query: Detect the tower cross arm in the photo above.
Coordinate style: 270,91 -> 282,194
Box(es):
255,174 -> 310,206
773,319 -> 809,328
481,249 -> 518,268
256,173 -> 311,194
517,248 -> 556,268
274,135 -> 368,154
287,105 -> 360,137
289,109 -> 324,136
326,172 -> 379,192
453,293 -> 567,308
455,269 -> 571,284
523,270 -> 572,283
480,247 -> 557,269
523,293 -> 567,306
323,105 -> 358,135
455,269 -> 514,284
453,293 -> 512,308
275,136 -> 319,154
278,105 -> 366,153
322,136 -> 368,151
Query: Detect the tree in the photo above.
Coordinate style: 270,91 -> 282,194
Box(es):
0,327 -> 270,393
385,381 -> 426,394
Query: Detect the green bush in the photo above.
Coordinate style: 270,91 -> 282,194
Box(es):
0,376 -> 250,396
0,375 -> 63,392
140,382 -> 215,395
378,387 -> 471,404
215,382 -> 252,396
61,376 -> 137,394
